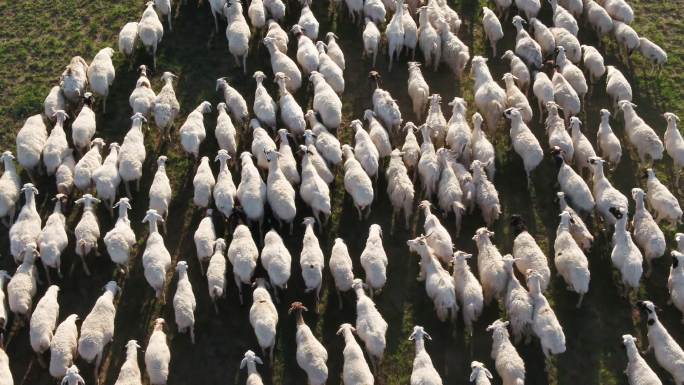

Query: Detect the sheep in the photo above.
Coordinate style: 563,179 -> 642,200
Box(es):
362,18 -> 381,67
604,0 -> 634,24
349,120 -> 379,181
669,251 -> 684,323
300,217 -> 325,306
554,211 -> 590,306
545,103 -> 574,163
153,0 -> 172,31
452,251 -> 484,335
77,281 -> 118,380
61,365 -> 85,385
423,94 -> 448,148
55,150 -> 75,196
179,101 -> 212,158
407,62 -> 430,121
370,74 -> 403,135
596,109 -> 621,167
505,108 -> 543,186
621,334 -> 662,385
408,326 -> 442,385
402,122 -> 421,176
0,337 -> 12,385
34,195 -> 68,282
223,0 -> 251,73
646,168 -> 682,226
317,43 -> 344,91
265,150 -> 297,232
435,18 -> 470,81
142,210 -> 171,300
351,279 -> 388,371
528,18 -> 555,58
619,101 -> 664,166
610,207 -> 644,295
0,271 -> 9,334
149,156 -> 172,222
364,110 -> 392,159
118,114 -> 146,197
49,314 -> 79,379
215,105 -> 237,159
570,117 -> 596,178
415,125 -> 440,200
501,255 -> 533,344
310,71 -> 342,129
551,147 -> 594,214
470,56 -> 506,134
103,197 -> 136,275
325,32 -> 346,70
585,0 -> 613,41
265,20 -> 288,51
240,350 -> 265,385
259,231 -> 290,302
550,27 -> 581,63
87,47 -> 115,112
552,71 -> 581,120
208,153 -> 235,221
407,235 -> 458,322
264,37 -> 301,93
549,0 -> 578,36
512,16 -> 542,70
114,340 -> 142,385
510,215 -> 550,291
145,318 -> 170,385
385,150 -> 415,229
486,320 -> 526,385
503,73 -> 533,123
581,45 -> 606,86
470,114 -> 495,180
482,7 -> 503,57
384,0 -> 404,72
207,0 -> 228,31
274,130 -> 300,186
16,114 -> 47,179
435,151 -> 465,234
92,142 -> 121,212
532,71 -> 554,123
248,0 -> 266,29
469,361 -> 494,385
638,37 -> 667,72
515,0 -> 540,18
118,22 -> 139,57
360,224 -> 388,297
637,300 -> 684,385
216,78 -> 248,125
206,239 -> 226,312
299,145 -> 332,227
44,85 -> 66,123
471,159 -> 500,227
237,152 -> 266,232
43,110 -> 69,176
289,302 -> 328,385
306,111 -> 342,166
445,98 -> 471,164
193,210 -> 216,275
527,270 -> 566,360
588,157 -> 628,225
329,238 -> 354,309
557,191 -> 593,250
418,200 -> 453,263
248,120 -> 276,171
337,324 -> 374,385
341,145 -> 374,220
74,137 -> 104,192
416,6 -> 440,71
129,65 -> 156,118
297,0 -> 319,39
661,113 -> 684,187
173,261 -> 196,344
30,285 -> 60,361
154,72 -> 180,140
556,46 -> 587,105
613,21 -> 640,60
502,51 -> 530,94
291,24 -> 319,76
364,0 -> 386,24
629,188 -> 665,276
472,228 -> 506,305
60,56 -> 89,104
273,73 -> 305,136
251,71 -> 277,130
401,3 -> 418,55
193,156 -> 216,209
9,184 -> 41,264
227,224 -> 259,304
74,194 -> 100,275
0,151 -> 22,226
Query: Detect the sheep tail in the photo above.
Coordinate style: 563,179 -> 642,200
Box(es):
212,285 -> 223,298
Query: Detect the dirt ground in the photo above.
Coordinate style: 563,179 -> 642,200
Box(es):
1,0 -> 684,384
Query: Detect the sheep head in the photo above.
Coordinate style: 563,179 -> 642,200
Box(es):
408,325 -> 431,341
153,318 -> 166,331
288,301 -> 308,315
176,261 -> 189,273
336,323 -> 356,336
157,155 -> 168,166
240,350 -> 263,369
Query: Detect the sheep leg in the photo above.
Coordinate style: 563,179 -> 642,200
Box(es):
336,289 -> 343,310
269,344 -> 275,363
124,181 -> 132,199
213,300 -> 219,314
646,259 -> 653,278
102,94 -> 107,114
212,10 -> 219,32
94,352 -> 102,385
243,54 -> 248,75
190,326 -> 195,344
356,205 -> 363,220
43,263 -> 52,286
80,252 -> 91,276
576,293 -> 585,308
167,13 -> 173,32
36,352 -> 47,368
235,274 -> 244,305
136,178 -> 141,192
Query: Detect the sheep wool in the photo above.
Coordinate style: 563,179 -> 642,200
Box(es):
30,285 -> 60,355
114,340 -> 142,385
337,324 -> 374,385
409,326 -> 443,385
145,318 -> 171,385
173,261 -> 196,344
290,302 -> 328,385
260,230 -> 291,299
78,281 -> 118,377
249,279 -> 278,362
638,300 -> 684,385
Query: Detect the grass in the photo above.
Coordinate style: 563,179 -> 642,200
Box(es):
2,0 -> 684,385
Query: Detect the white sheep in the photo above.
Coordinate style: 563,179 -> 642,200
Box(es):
289,302 -> 328,385
149,156 -> 172,222
471,160 -> 500,227
370,73 -> 402,135
87,47 -> 115,112
264,38 -> 301,92
44,85 -> 66,125
0,337 -> 12,385
501,255 -> 533,344
550,27 -> 581,63
241,350 -> 265,385
113,340 -> 142,385
486,320 -> 525,385
93,142 -> 121,212
0,152 -> 21,226
527,270 -> 566,360
349,120 -> 379,182
482,7 -> 503,57
570,117 -> 596,178
142,210 -> 171,300
452,251 -> 484,335
329,238 -> 354,308
138,1 -> 164,68
265,150 -> 297,232
435,19 -> 469,81
402,122 -> 421,177
129,65 -> 156,118
310,72 -> 342,130
470,114 -> 495,180
409,326 -> 442,385
209,0 -> 228,31
556,46 -> 587,105
505,108 -> 543,186
193,156 -> 216,208
260,230 -> 291,301
299,145 -> 332,227
469,361 -> 494,385
49,314 -> 79,379
337,323 -> 374,385
74,137 -> 104,192
302,132 -> 334,184
352,279 -> 387,371
326,32 -> 346,70
604,0 -> 634,23
118,22 -> 139,57
552,71 -> 581,120
512,16 -> 542,69
515,0 -> 540,18
104,197 -> 136,273
503,73 -> 533,123
664,112 -> 684,186
61,364 -> 85,385
154,72 -> 180,139
611,207 -> 644,295
416,6 -> 440,71
646,168 -> 682,226
638,300 -> 684,385
193,210 -> 216,275
217,79 -> 249,124
470,56 -> 505,134
502,51 -> 530,94
30,285 -> 60,359
364,0 -> 386,24
596,109 -> 622,167
384,0 -> 404,72
361,18 -> 380,67
224,0 -> 251,73
206,239 -> 226,312
145,318 -> 170,385
360,224 -> 388,296
532,71 -> 554,123
619,101 -> 664,166
510,215 -> 550,291
613,21 -> 640,60
588,157 -> 627,224
298,0 -> 319,39
423,94 -> 448,148
529,18 -> 555,58
265,20 -> 288,51
215,103 -> 237,157
274,73 -> 305,136
306,112 -> 342,166
227,224 -> 259,304
35,194 -> 67,281
173,261 -> 196,343
213,150 -> 236,220
445,98 -> 471,163
252,71 -> 277,130
249,119 -> 276,171
407,62 -> 429,120
632,188 -> 666,275
418,201 -> 453,264
401,3 -> 418,57
16,114 -> 47,179
179,101 -> 212,158
554,211 -> 590,306
622,334 -> 663,385
237,152 -> 266,232
9,184 -> 41,264
300,217 -> 325,305
291,24 -> 319,76
60,56 -> 88,104
605,66 -> 632,112
316,43 -> 345,95
545,103 -> 574,163
118,114 -> 146,197
549,0 -> 578,35
585,0 -> 613,41
472,228 -> 506,305
55,150 -> 75,196
386,149 -> 415,229
581,45 -> 606,86
557,192 -> 593,250
416,124 -> 440,200
74,194 -> 101,275
78,281 -> 118,379
638,37 -> 667,71
340,143 -> 374,217
550,146 -> 594,214
248,0 -> 266,30
43,110 -> 69,176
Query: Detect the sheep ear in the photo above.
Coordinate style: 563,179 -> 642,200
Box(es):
485,369 -> 493,379
255,356 -> 263,365
240,357 -> 247,369
469,372 -> 477,382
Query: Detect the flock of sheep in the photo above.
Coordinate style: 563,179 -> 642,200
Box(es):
0,0 -> 682,384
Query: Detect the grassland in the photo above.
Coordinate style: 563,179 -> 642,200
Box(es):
1,0 -> 684,385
